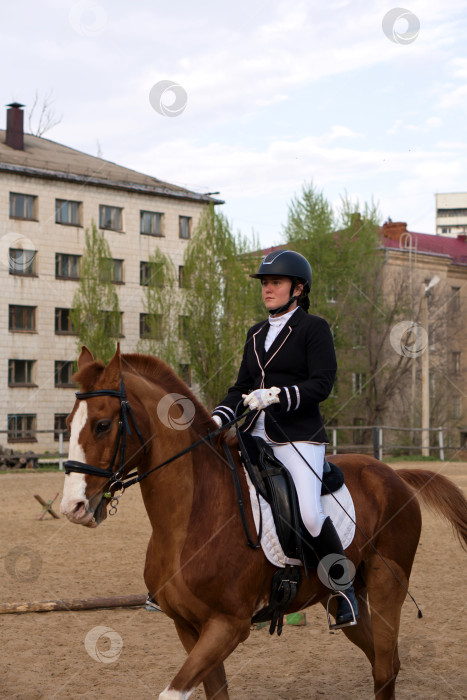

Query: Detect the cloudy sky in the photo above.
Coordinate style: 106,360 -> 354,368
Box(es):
3,0 -> 467,247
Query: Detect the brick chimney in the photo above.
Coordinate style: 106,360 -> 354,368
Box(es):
381,221 -> 408,242
5,102 -> 25,150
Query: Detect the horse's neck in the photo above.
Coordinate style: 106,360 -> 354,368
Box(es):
138,436 -> 238,543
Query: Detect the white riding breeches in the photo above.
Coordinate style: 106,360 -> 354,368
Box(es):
250,424 -> 326,537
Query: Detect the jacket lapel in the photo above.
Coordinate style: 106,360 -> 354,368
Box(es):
264,307 -> 303,366
252,322 -> 269,368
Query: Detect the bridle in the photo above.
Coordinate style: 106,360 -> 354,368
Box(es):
64,379 -> 147,490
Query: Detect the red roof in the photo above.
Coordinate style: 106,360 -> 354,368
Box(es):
258,223 -> 467,267
380,222 -> 467,266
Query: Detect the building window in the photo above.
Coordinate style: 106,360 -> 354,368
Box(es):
178,265 -> 184,288
99,205 -> 123,231
55,253 -> 80,279
9,305 -> 36,332
179,364 -> 192,386
326,284 -> 337,304
55,199 -> 82,226
8,360 -> 36,387
140,261 -> 163,286
179,315 -> 190,340
54,360 -> 76,387
140,313 -> 163,340
54,414 -> 70,442
104,258 -> 124,283
9,248 -> 37,276
140,210 -> 163,236
179,216 -> 192,239
352,329 -> 364,349
452,396 -> 462,420
7,414 -> 37,442
352,373 -> 366,395
451,287 -> 461,312
101,311 -> 123,337
437,208 -> 467,217
9,192 -> 37,220
55,308 -> 76,334
451,352 -> 461,375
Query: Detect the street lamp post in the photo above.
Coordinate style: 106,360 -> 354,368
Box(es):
421,275 -> 440,457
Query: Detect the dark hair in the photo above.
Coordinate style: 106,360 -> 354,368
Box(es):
293,278 -> 310,313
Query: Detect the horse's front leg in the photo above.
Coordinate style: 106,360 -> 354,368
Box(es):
171,619 -> 229,700
159,615 -> 251,700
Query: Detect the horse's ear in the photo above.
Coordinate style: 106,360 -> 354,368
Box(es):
105,343 -> 122,384
77,346 -> 95,370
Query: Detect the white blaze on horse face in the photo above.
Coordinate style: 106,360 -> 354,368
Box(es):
60,401 -> 89,516
159,688 -> 194,700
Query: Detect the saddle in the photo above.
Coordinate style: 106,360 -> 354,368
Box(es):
237,431 -> 344,565
235,431 -> 346,635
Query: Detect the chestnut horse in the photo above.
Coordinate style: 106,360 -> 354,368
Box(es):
60,346 -> 467,700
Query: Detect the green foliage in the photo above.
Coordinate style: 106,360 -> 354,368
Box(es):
283,183 -> 382,329
70,222 -> 121,363
136,248 -> 181,368
183,205 -> 263,409
283,183 -> 385,423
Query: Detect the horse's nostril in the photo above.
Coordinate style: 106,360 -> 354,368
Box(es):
73,501 -> 86,517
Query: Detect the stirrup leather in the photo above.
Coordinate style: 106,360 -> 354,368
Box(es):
326,591 -> 358,632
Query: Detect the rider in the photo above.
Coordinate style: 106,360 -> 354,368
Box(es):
212,249 -> 358,629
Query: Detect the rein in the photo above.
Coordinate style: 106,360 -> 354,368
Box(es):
64,379 -> 255,491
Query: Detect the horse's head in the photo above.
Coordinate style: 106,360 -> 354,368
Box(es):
60,345 -> 148,527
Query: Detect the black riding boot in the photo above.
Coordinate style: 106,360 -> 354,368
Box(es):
311,516 -> 359,629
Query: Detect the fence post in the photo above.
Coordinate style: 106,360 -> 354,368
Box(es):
59,432 -> 64,471
378,428 -> 383,461
438,428 -> 445,461
332,428 -> 337,455
372,427 -> 378,459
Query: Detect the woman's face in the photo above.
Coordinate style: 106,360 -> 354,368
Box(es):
261,275 -> 303,315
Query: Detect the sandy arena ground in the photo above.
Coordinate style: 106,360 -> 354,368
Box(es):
1,461 -> 466,699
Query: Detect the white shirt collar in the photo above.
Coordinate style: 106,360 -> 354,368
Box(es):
268,306 -> 299,326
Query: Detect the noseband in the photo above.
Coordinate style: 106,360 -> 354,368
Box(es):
64,379 -> 147,487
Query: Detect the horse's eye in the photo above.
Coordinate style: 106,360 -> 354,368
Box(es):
95,419 -> 112,434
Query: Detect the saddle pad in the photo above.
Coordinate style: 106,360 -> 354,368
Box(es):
244,468 -> 356,569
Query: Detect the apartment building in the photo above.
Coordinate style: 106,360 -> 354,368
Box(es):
436,192 -> 467,237
1,103 -> 221,452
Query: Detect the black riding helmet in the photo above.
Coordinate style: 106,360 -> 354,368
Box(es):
250,250 -> 312,314
250,249 -> 312,292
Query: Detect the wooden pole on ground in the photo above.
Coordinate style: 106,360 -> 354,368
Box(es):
0,594 -> 147,614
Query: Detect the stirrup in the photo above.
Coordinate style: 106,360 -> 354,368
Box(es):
326,591 -> 357,632
145,594 -> 163,612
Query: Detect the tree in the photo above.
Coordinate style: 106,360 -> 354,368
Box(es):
183,205 -> 263,409
27,91 -> 62,136
283,184 -> 383,423
136,247 -> 181,368
70,222 -> 121,363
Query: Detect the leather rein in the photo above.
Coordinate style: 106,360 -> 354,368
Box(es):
64,378 -> 253,494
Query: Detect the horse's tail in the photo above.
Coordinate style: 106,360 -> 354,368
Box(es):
396,469 -> 467,550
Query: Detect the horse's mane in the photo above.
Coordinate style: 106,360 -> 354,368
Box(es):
74,352 -> 216,437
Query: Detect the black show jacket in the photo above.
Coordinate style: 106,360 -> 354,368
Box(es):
212,307 -> 337,444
